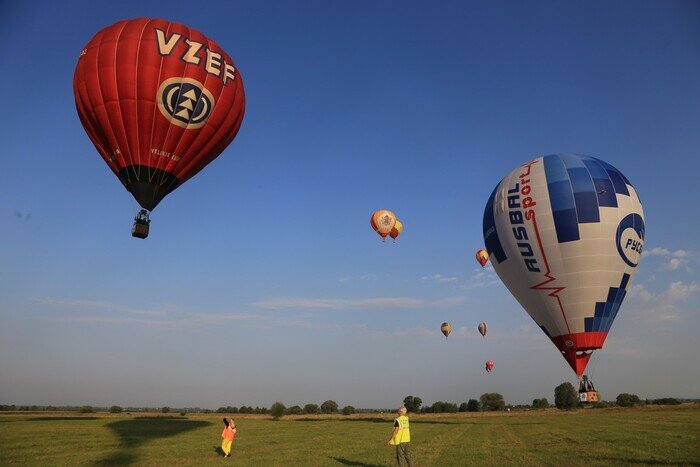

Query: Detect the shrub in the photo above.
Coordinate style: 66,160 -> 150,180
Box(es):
161,407 -> 170,414
616,393 -> 641,407
321,400 -> 338,414
592,401 -> 613,409
110,406 -> 123,414
652,398 -> 681,406
79,406 -> 94,414
270,402 -> 286,420
532,398 -> 549,409
480,393 -> 505,412
287,405 -> 302,415
180,410 -> 187,416
554,383 -> 578,410
303,404 -> 319,414
342,406 -> 356,415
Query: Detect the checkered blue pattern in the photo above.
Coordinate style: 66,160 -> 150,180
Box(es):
584,273 -> 630,333
543,154 -> 634,244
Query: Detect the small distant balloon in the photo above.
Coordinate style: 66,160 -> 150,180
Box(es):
485,360 -> 495,373
476,249 -> 489,267
370,210 -> 397,240
390,220 -> 404,241
478,322 -> 488,337
440,322 -> 452,339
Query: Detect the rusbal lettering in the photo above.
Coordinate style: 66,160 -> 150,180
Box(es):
508,161 -> 540,273
155,29 -> 236,85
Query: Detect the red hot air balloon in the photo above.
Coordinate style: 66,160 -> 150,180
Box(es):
485,360 -> 495,373
478,322 -> 488,337
74,18 -> 245,238
476,249 -> 489,267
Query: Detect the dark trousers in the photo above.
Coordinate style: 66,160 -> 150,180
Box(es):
396,442 -> 414,466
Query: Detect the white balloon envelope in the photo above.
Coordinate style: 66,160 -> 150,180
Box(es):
483,154 -> 644,376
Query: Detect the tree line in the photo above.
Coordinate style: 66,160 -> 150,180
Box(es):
0,390 -> 686,415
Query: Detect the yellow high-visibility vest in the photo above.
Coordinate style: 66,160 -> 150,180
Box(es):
390,415 -> 411,445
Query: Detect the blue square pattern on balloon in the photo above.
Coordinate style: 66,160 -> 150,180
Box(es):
573,192 -> 600,223
543,155 -> 635,243
552,208 -> 579,243
548,180 -> 576,212
585,274 -> 630,333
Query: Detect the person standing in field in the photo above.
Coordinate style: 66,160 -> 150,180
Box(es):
387,406 -> 414,466
221,417 -> 237,458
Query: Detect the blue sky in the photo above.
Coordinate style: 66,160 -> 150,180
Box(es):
0,0 -> 698,408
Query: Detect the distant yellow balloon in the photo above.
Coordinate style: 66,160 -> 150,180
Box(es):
390,220 -> 404,240
440,322 -> 452,339
476,249 -> 489,267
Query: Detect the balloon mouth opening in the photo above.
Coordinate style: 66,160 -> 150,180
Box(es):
551,332 -> 608,377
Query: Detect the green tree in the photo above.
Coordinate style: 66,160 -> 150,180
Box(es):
110,406 -> 123,414
287,405 -> 302,415
303,404 -> 319,414
532,398 -> 549,409
458,402 -> 468,412
342,406 -> 355,415
431,401 -> 446,413
479,393 -> 505,411
652,398 -> 681,405
616,393 -> 641,407
161,406 -> 170,414
79,406 -> 94,414
403,396 -> 422,413
467,399 -> 480,412
554,382 -> 579,410
321,400 -> 338,414
270,402 -> 286,420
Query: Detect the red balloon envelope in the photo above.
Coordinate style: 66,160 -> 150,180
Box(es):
74,18 -> 245,211
485,360 -> 495,373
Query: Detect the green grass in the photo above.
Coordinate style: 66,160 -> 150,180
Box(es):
1,405 -> 698,465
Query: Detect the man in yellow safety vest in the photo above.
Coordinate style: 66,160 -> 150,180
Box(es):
387,406 -> 414,466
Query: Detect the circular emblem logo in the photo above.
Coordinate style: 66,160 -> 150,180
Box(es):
615,213 -> 645,268
157,78 -> 215,129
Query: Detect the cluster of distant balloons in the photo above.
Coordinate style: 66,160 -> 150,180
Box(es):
75,18 -> 645,383
439,322 -> 493,373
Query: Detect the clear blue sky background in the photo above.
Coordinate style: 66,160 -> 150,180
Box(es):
0,0 -> 698,408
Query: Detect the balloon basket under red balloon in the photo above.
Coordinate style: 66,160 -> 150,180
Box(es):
132,209 -> 151,239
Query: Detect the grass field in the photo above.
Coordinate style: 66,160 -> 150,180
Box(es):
1,405 -> 699,465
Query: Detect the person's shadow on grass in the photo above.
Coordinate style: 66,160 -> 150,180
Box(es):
329,456 -> 383,466
213,445 -> 226,457
97,418 -> 211,465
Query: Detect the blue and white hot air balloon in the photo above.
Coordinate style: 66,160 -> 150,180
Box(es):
483,154 -> 644,376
